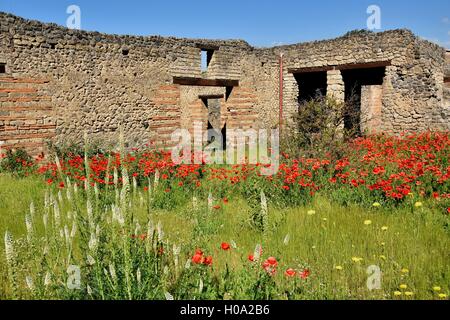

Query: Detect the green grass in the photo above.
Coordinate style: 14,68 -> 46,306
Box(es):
0,173 -> 449,300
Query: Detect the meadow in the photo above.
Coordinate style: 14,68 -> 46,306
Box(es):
0,132 -> 449,300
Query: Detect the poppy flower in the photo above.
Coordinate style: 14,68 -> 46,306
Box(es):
248,254 -> 255,262
300,268 -> 310,279
192,253 -> 203,264
221,242 -> 230,251
266,257 -> 278,266
285,268 -> 296,277
203,256 -> 213,266
213,205 -> 221,210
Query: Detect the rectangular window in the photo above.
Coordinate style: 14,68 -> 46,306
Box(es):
201,49 -> 214,72
0,63 -> 6,74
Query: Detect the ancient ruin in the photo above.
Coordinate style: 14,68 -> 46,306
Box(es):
0,12 -> 449,155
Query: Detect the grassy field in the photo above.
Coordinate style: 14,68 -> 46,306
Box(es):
1,173 -> 449,300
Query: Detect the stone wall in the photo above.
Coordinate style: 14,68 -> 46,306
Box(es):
0,12 -> 448,155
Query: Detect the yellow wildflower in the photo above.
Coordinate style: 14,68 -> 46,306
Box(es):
335,265 -> 343,271
433,286 -> 441,292
307,210 -> 316,216
379,255 -> 386,260
414,202 -> 423,208
401,268 -> 409,274
438,293 -> 447,299
404,292 -> 414,297
381,226 -> 388,231
399,284 -> 408,290
352,257 -> 363,263
372,202 -> 381,207
393,291 -> 402,296
364,220 -> 372,225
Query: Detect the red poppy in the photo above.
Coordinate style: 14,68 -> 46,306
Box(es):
248,254 -> 255,262
46,178 -> 53,185
266,257 -> 278,267
300,268 -> 310,279
223,197 -> 229,204
221,242 -> 230,251
192,253 -> 203,264
285,268 -> 296,277
213,205 -> 221,210
203,256 -> 213,266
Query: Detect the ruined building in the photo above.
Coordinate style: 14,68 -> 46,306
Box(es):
0,12 -> 449,155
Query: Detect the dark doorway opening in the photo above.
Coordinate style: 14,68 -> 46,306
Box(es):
202,98 -> 225,148
341,67 -> 385,135
294,71 -> 327,104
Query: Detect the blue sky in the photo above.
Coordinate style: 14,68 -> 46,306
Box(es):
1,0 -> 449,48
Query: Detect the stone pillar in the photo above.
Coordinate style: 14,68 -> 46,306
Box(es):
360,85 -> 383,134
327,69 -> 344,103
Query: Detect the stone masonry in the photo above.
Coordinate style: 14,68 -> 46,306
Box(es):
0,12 -> 448,155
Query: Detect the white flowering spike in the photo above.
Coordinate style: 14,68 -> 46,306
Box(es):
283,234 -> 290,246
87,199 -> 93,228
135,222 -> 141,236
154,169 -> 160,188
70,221 -> 77,239
87,254 -> 96,265
44,272 -> 52,287
87,284 -> 93,295
208,191 -> 213,212
113,167 -> 119,187
73,183 -> 78,195
199,278 -> 204,294
192,196 -> 198,210
88,233 -> 98,252
157,221 -> 164,242
53,202 -> 61,230
4,231 -> 14,266
133,177 -> 137,192
25,276 -> 34,291
185,259 -> 191,269
231,240 -> 237,249
136,268 -> 142,285
109,264 -> 117,282
94,183 -> 99,199
58,190 -> 63,204
96,224 -> 101,238
147,220 -> 155,240
29,202 -> 35,220
44,191 -> 49,209
164,292 -> 174,300
254,244 -> 262,262
260,190 -> 268,231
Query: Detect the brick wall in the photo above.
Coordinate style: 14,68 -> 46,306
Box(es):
0,76 -> 55,156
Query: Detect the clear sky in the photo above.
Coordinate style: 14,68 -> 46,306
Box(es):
1,0 -> 449,48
